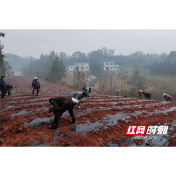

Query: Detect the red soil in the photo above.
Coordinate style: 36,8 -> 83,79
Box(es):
1,76 -> 176,147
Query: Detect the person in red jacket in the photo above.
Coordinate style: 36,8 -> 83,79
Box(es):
48,96 -> 82,129
31,76 -> 40,96
137,90 -> 143,99
163,93 -> 173,102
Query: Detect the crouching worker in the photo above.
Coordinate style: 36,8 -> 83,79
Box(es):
5,84 -> 13,95
0,76 -> 7,98
82,86 -> 92,98
163,93 -> 172,102
142,91 -> 151,100
70,91 -> 88,100
48,96 -> 83,129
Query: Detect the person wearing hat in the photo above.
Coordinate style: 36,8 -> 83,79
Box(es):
163,93 -> 172,102
31,76 -> 40,96
141,91 -> 151,100
70,91 -> 88,100
48,96 -> 83,129
137,89 -> 143,99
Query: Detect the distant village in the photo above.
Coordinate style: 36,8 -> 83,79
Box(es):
68,61 -> 119,71
68,61 -> 119,86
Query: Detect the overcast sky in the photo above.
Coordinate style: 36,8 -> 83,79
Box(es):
1,30 -> 176,58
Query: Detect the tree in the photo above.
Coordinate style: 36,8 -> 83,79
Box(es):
0,41 -> 13,76
39,53 -> 45,59
50,57 -> 60,83
88,49 -> 105,76
149,51 -> 176,74
169,51 -> 176,58
50,57 -> 66,83
0,42 -> 5,76
4,61 -> 12,73
73,66 -> 86,90
59,52 -> 68,67
58,60 -> 66,83
50,51 -> 56,59
128,68 -> 146,93
71,51 -> 88,63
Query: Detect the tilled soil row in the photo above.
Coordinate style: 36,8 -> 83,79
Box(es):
1,76 -> 176,147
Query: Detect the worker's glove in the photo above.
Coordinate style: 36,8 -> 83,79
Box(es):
71,97 -> 79,105
78,100 -> 83,106
49,107 -> 60,113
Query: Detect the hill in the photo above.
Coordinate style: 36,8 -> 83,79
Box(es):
4,53 -> 36,72
1,76 -> 176,146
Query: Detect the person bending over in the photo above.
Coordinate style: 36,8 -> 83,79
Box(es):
48,96 -> 82,129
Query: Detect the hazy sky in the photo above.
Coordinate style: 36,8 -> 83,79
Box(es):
1,30 -> 176,58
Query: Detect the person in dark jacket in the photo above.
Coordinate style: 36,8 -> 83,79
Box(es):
0,76 -> 7,98
141,91 -> 151,100
31,76 -> 40,96
5,84 -> 13,95
48,96 -> 83,129
70,91 -> 87,100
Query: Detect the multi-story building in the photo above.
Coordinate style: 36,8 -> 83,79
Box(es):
68,65 -> 76,70
103,61 -> 118,71
69,63 -> 89,71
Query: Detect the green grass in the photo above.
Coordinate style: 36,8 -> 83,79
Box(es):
146,74 -> 176,80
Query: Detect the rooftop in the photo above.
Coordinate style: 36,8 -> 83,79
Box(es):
75,63 -> 89,66
103,61 -> 115,63
85,75 -> 96,82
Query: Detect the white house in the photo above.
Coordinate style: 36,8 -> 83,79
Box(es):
68,65 -> 76,70
103,61 -> 118,71
69,63 -> 89,71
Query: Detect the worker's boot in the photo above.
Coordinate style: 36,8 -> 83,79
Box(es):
70,121 -> 75,124
49,113 -> 58,129
48,124 -> 57,130
48,110 -> 61,129
70,119 -> 76,124
48,123 -> 57,129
